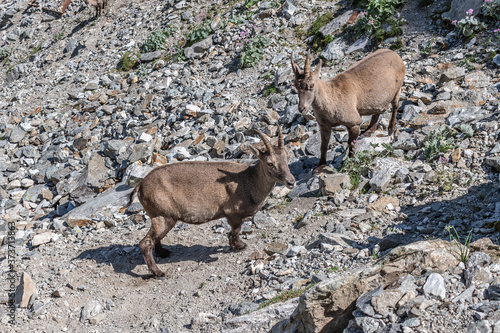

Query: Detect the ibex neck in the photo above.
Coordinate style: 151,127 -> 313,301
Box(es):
249,161 -> 276,205
311,79 -> 331,113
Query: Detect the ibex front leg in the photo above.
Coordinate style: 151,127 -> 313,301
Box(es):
227,216 -> 247,250
314,124 -> 332,174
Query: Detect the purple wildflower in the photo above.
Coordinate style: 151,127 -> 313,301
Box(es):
466,8 -> 473,15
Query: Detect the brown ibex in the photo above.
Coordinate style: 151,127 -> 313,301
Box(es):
125,128 -> 296,277
291,49 -> 405,173
83,0 -> 107,17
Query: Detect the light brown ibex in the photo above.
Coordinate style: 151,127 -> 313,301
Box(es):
83,0 -> 107,17
291,49 -> 406,173
125,128 -> 296,277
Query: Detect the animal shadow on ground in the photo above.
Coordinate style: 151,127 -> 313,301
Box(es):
75,243 -> 227,279
370,178 -> 500,252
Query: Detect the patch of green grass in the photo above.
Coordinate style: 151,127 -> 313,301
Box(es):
389,37 -> 403,50
311,13 -> 334,35
264,82 -> 277,96
327,266 -> 339,272
423,125 -> 456,160
340,150 -> 377,188
258,285 -> 314,310
446,225 -> 473,263
346,0 -> 406,42
143,28 -> 175,52
0,47 -> 10,62
53,28 -> 65,42
308,13 -> 335,52
186,20 -> 213,47
245,0 -> 259,8
119,51 -> 139,71
240,35 -> 271,68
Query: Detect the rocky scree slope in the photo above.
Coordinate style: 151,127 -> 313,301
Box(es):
0,0 -> 499,332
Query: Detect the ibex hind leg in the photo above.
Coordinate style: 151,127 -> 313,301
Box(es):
362,114 -> 380,137
227,217 -> 247,251
388,87 -> 401,136
139,215 -> 175,277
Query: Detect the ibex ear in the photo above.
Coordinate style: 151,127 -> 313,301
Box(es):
249,145 -> 263,158
313,59 -> 322,79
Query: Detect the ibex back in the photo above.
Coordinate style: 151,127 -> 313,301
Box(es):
125,128 -> 295,277
292,49 -> 405,173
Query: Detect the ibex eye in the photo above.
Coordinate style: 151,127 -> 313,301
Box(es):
267,162 -> 274,167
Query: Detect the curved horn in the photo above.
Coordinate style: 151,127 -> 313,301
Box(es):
291,51 -> 302,77
304,49 -> 311,76
277,126 -> 284,149
255,130 -> 273,153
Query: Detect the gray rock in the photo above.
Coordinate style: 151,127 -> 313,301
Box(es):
320,39 -> 345,61
103,139 -> 132,160
9,126 -> 25,143
465,252 -> 492,287
63,183 -> 133,227
22,185 -> 47,203
370,168 -> 393,192
287,245 -> 306,257
453,285 -> 475,303
356,286 -> 383,316
319,11 -> 354,37
140,51 -> 164,62
493,54 -> 500,67
446,107 -> 486,127
485,157 -> 500,173
253,211 -> 277,229
184,36 -> 213,59
354,316 -> 385,333
440,66 -> 466,83
319,173 -> 351,196
81,299 -> 102,322
442,0 -> 484,22
64,38 -> 78,54
346,37 -> 370,54
400,104 -> 422,123
224,297 -> 298,332
423,273 -> 446,300
486,285 -> 500,300
227,301 -> 260,316
371,289 -> 402,315
280,0 -> 296,20
14,272 -> 36,308
466,320 -> 492,333
464,71 -> 491,88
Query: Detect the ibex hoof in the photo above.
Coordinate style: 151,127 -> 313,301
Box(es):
231,242 -> 247,251
152,270 -> 166,278
313,165 -> 326,174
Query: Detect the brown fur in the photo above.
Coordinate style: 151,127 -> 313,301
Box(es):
83,0 -> 107,17
292,49 -> 406,173
126,129 -> 295,277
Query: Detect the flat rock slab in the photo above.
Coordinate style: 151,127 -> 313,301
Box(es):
63,183 -> 133,227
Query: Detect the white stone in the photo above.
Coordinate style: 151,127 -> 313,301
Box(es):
423,273 -> 446,300
32,232 -> 55,247
138,132 -> 153,143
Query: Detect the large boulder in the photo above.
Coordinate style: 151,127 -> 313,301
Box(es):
273,239 -> 459,332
